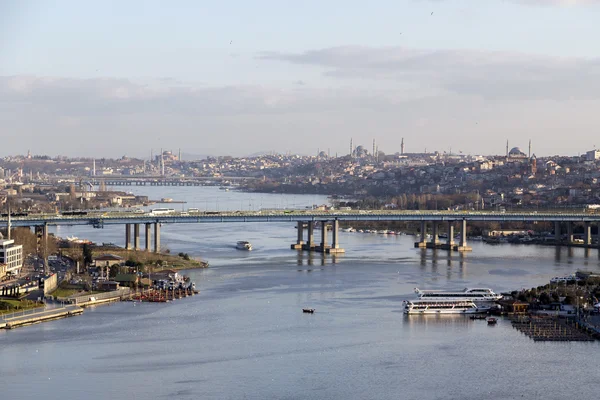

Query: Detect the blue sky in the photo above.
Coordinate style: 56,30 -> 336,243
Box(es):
1,0 -> 600,158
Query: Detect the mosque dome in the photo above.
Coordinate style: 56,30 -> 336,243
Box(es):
509,147 -> 527,158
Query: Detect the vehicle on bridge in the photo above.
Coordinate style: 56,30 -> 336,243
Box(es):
150,208 -> 175,215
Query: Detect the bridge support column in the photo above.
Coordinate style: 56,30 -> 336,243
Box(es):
427,222 -> 440,248
554,222 -> 561,244
145,223 -> 151,252
566,222 -> 574,245
441,221 -> 455,250
302,222 -> 316,251
291,221 -> 304,250
414,221 -> 428,248
316,221 -> 330,253
154,223 -> 161,253
125,224 -> 131,250
585,222 -> 592,247
133,224 -> 140,251
327,219 -> 345,254
455,219 -> 472,252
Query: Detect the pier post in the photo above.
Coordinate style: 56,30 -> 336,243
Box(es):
318,221 -> 329,253
455,219 -> 472,252
443,221 -> 455,250
327,219 -> 345,254
302,222 -> 315,251
291,221 -> 304,250
154,223 -> 161,253
585,222 -> 591,247
134,224 -> 140,251
125,224 -> 131,250
430,222 -> 439,246
566,222 -> 573,245
145,223 -> 151,252
554,222 -> 561,244
415,221 -> 428,248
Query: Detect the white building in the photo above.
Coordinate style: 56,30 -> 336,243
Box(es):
0,239 -> 23,277
586,149 -> 600,162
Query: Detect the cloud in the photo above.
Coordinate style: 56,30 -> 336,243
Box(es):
259,46 -> 600,101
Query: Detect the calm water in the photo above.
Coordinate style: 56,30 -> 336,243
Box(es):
2,187 -> 599,400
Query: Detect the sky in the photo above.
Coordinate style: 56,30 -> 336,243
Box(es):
1,0 -> 600,159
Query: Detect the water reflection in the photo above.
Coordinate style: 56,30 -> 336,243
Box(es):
402,314 -> 472,329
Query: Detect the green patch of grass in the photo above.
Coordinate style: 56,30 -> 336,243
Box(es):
51,288 -> 81,298
0,299 -> 44,315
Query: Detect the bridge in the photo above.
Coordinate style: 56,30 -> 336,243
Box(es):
1,210 -> 599,254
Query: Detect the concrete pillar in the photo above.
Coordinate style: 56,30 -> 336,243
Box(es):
154,223 -> 161,253
415,221 -> 428,248
134,224 -> 140,250
460,220 -> 467,247
297,222 -> 304,244
125,224 -> 131,250
332,219 -> 339,249
447,221 -> 455,246
554,221 -> 561,243
566,222 -> 573,244
320,221 -> 328,250
291,221 -> 305,250
431,222 -> 439,245
306,222 -> 314,248
585,222 -> 591,246
145,223 -> 151,252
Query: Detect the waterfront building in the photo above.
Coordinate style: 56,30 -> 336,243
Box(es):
0,239 -> 23,277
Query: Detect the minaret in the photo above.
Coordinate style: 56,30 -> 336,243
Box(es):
528,139 -> 531,158
372,139 -> 376,158
161,149 -> 165,176
92,159 -> 96,176
178,148 -> 181,162
506,140 -> 509,158
401,138 -> 405,155
350,138 -> 353,157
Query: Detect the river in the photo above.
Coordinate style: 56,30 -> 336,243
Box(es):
1,187 -> 599,400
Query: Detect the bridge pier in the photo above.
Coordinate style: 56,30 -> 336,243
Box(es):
454,219 -> 472,252
426,222 -> 440,248
302,222 -> 316,251
554,221 -> 561,244
145,223 -> 151,252
327,219 -> 344,254
291,221 -> 305,250
585,222 -> 592,247
154,223 -> 161,253
315,221 -> 330,253
566,222 -> 574,245
414,221 -> 428,248
125,224 -> 131,250
134,224 -> 140,251
440,221 -> 455,250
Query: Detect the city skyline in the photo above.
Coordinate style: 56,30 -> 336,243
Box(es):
1,0 -> 599,158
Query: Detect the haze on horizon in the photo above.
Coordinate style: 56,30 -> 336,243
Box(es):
1,0 -> 599,159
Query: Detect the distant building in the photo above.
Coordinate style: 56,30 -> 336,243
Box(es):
0,239 -> 23,277
508,147 -> 528,161
586,149 -> 600,162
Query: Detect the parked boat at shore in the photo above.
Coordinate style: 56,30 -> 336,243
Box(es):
403,299 -> 484,314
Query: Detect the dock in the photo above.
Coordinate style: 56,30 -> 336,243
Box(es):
510,314 -> 595,341
1,305 -> 83,330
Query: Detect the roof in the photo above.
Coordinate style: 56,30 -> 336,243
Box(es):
93,254 -> 124,261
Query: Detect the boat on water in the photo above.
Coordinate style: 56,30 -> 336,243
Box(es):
414,287 -> 503,302
236,241 -> 252,251
487,317 -> 498,325
470,315 -> 487,320
302,308 -> 315,313
403,299 -> 484,314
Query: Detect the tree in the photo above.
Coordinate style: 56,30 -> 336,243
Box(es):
82,243 -> 93,266
109,264 -> 119,278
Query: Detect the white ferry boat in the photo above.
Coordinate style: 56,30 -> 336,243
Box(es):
414,287 -> 502,303
403,299 -> 483,314
236,241 -> 252,251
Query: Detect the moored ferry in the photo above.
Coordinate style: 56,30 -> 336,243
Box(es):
414,287 -> 502,302
403,299 -> 483,314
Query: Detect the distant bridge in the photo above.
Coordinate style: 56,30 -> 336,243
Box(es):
1,210 -> 598,254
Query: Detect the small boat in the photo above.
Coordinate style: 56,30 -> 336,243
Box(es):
302,308 -> 315,314
236,241 -> 252,251
487,317 -> 498,325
